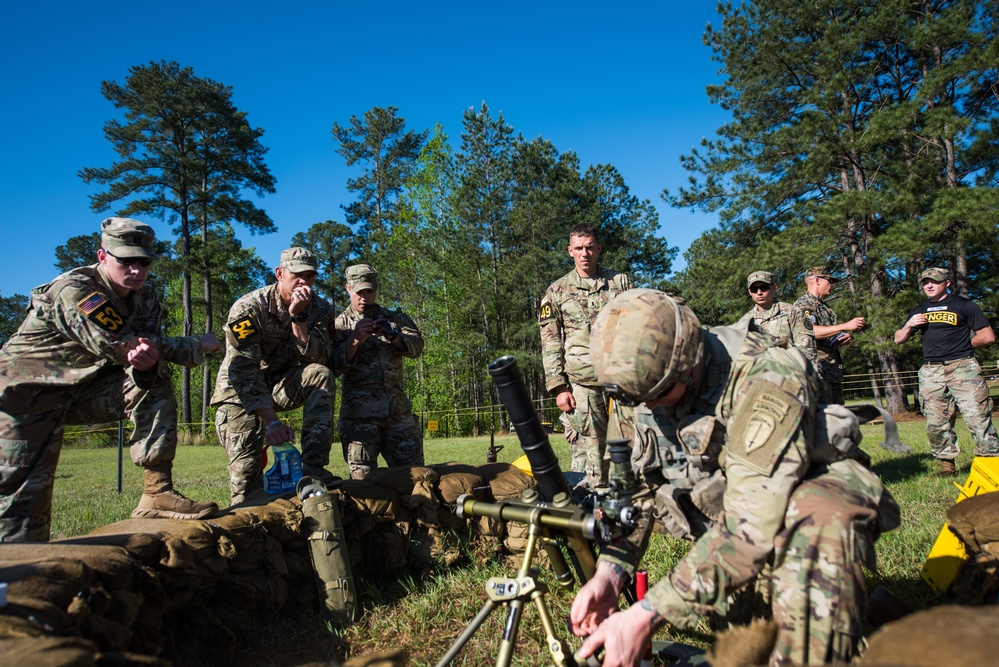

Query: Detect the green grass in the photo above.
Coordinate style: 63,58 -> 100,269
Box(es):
49,418 -> 984,665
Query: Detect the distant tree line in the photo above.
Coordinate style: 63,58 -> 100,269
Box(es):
2,0 -> 996,430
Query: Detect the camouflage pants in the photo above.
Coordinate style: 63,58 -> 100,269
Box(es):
340,413 -> 423,480
562,383 -> 610,487
767,461 -> 884,666
673,461 -> 885,666
214,363 -> 334,504
816,361 -> 844,405
919,357 -> 999,460
0,368 -> 178,542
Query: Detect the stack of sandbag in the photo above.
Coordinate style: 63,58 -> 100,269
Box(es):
943,491 -> 999,603
0,462 -> 539,665
0,538 -> 170,666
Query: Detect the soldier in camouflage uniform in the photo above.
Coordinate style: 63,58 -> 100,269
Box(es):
894,267 -> 999,477
794,266 -> 866,404
570,289 -> 899,667
743,271 -> 816,364
539,224 -> 632,487
211,248 -> 338,504
331,264 -> 424,480
0,218 -> 221,542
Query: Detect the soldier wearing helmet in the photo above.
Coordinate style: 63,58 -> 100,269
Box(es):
570,289 -> 899,667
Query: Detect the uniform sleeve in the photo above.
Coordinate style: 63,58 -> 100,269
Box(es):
327,313 -> 355,376
965,299 -> 991,332
221,306 -> 273,413
50,284 -> 133,366
393,310 -> 424,359
295,307 -> 332,364
539,287 -> 568,392
788,306 -> 817,364
645,374 -> 812,628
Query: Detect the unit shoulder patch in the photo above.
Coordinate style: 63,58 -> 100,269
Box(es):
228,315 -> 258,347
77,292 -> 125,333
727,380 -> 803,476
538,296 -> 556,326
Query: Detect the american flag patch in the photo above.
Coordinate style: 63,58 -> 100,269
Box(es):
77,292 -> 107,315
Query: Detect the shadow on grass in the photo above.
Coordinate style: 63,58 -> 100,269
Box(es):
871,452 -> 932,485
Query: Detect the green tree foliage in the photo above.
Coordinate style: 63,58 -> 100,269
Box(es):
291,221 -> 356,312
54,233 -> 102,273
331,106 -> 428,254
0,293 -> 29,348
338,112 -> 678,434
665,0 -> 998,412
80,60 -> 276,426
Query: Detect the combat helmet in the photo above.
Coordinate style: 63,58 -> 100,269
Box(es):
591,289 -> 703,404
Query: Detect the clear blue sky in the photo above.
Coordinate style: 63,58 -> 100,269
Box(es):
0,1 -> 728,298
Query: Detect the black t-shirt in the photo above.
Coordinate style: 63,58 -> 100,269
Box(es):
906,294 -> 991,361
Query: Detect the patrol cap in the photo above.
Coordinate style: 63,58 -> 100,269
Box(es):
279,247 -> 318,274
346,264 -> 378,291
920,267 -> 949,283
101,217 -> 157,260
805,266 -> 839,283
747,271 -> 774,288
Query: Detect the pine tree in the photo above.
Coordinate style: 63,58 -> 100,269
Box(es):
80,61 -> 276,425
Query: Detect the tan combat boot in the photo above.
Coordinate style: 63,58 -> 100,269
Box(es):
132,466 -> 218,520
937,459 -> 958,478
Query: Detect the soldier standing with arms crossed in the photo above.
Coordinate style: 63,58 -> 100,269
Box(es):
332,264 -> 425,480
0,218 -> 220,542
539,224 -> 632,488
795,266 -> 866,404
894,267 -> 999,477
212,248 -> 338,505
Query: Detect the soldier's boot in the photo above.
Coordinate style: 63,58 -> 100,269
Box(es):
132,465 -> 218,520
937,459 -> 958,478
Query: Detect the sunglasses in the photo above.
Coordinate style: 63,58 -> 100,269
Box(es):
104,249 -> 153,268
749,284 -> 772,293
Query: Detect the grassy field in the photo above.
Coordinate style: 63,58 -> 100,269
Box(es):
50,417 -> 983,666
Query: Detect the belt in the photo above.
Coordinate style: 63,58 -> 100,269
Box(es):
924,355 -> 974,366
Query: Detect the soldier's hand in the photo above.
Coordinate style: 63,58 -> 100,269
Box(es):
556,389 -> 577,413
127,337 -> 160,371
570,564 -> 626,636
353,317 -> 378,344
201,333 -> 222,354
906,313 -> 927,329
289,285 -> 312,318
575,603 -> 661,667
266,420 -> 294,446
845,316 -> 866,331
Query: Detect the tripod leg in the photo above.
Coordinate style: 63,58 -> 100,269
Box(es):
435,598 -> 497,667
530,588 -> 574,667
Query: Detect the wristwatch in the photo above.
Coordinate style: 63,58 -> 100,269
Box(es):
293,310 -> 310,323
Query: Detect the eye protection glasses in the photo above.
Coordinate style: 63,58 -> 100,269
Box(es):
104,249 -> 153,268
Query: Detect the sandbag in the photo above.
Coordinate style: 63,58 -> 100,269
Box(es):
477,462 -> 536,501
861,604 -> 999,665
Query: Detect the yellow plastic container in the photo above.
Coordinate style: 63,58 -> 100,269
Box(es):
512,454 -> 534,477
919,456 -> 999,592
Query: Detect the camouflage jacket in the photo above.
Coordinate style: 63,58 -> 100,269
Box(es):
539,266 -> 632,392
600,321 -> 891,628
794,292 -> 842,371
332,304 -> 423,421
0,264 -> 204,407
211,284 -> 336,413
742,301 -> 817,364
